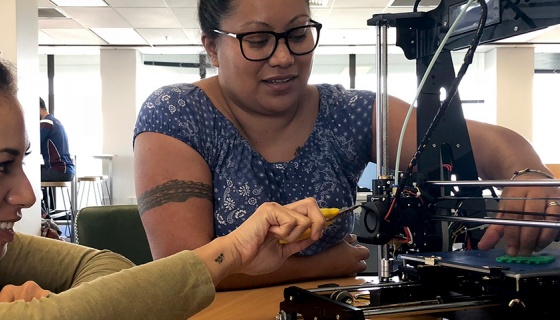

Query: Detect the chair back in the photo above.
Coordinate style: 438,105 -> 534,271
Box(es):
75,205 -> 153,265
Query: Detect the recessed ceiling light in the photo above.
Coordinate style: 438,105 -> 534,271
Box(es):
50,0 -> 108,6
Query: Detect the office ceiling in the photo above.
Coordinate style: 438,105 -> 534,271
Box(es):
38,0 -> 560,55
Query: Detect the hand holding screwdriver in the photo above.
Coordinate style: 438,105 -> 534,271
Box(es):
279,205 -> 360,244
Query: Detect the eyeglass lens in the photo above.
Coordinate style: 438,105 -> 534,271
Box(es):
241,25 -> 319,61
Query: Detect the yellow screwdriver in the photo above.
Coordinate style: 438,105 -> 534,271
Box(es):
279,205 -> 361,244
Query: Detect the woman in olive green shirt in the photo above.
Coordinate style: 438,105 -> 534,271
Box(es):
0,60 -> 324,319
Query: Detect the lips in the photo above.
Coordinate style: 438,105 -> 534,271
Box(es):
262,75 -> 297,94
0,220 -> 17,242
265,77 -> 294,84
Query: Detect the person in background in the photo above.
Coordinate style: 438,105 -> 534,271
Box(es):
40,97 -> 75,213
40,97 -> 74,183
0,59 -> 324,318
133,0 -> 560,291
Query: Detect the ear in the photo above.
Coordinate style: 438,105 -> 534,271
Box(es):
201,34 -> 219,68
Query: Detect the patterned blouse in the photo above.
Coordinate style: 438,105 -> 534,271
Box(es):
134,83 -> 375,255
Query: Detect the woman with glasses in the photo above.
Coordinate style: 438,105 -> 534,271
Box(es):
134,0 -> 560,291
0,58 -> 324,318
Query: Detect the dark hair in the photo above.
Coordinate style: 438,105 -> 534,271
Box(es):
198,0 -> 310,40
40,97 -> 47,109
0,60 -> 17,96
198,0 -> 234,40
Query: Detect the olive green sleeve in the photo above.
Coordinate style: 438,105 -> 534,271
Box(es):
0,233 -> 216,319
0,233 -> 135,291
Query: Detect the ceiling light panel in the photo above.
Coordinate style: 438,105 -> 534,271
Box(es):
104,0 -> 166,7
50,0 -> 109,6
40,28 -> 108,44
91,28 -> 147,45
57,7 -> 130,28
165,0 -> 198,7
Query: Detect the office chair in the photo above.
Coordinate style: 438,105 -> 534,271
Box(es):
75,205 -> 153,265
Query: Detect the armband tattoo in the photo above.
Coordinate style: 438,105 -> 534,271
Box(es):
138,179 -> 213,216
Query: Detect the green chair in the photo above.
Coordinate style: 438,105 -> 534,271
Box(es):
75,205 -> 153,265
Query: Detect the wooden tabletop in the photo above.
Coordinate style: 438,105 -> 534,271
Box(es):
190,277 -> 440,320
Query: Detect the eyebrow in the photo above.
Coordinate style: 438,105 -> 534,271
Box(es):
239,14 -> 311,29
0,148 -> 21,156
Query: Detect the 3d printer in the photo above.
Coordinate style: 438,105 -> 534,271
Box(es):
278,0 -> 560,319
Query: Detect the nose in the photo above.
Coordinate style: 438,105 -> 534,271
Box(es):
268,38 -> 294,67
6,170 -> 36,209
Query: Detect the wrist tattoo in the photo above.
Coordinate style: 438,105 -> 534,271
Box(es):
214,253 -> 225,264
138,179 -> 213,216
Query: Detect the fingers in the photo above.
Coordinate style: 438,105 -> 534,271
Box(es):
270,214 -> 313,244
0,286 -> 15,302
348,243 -> 369,274
518,199 -> 560,255
283,198 -> 325,240
344,233 -> 358,245
538,200 -> 560,251
233,199 -> 329,276
0,281 -> 50,302
258,198 -> 325,245
320,241 -> 369,277
516,201 -> 542,256
501,196 -> 526,256
495,187 -> 560,256
478,224 -> 504,250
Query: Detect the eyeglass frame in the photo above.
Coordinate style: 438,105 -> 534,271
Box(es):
212,19 -> 322,62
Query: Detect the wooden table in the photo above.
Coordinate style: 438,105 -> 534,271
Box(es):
191,277 -> 440,320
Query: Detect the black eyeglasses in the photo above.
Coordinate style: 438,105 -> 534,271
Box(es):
212,20 -> 322,62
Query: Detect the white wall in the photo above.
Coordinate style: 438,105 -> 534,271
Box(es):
486,47 -> 535,142
100,49 -> 141,205
533,73 -> 560,163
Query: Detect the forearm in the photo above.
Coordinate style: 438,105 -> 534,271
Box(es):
0,251 -> 215,320
216,254 -> 338,291
467,121 -> 550,180
0,234 -> 134,292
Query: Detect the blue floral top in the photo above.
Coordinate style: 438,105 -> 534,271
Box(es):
134,83 -> 375,255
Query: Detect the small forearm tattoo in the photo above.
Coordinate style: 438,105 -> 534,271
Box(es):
138,179 -> 213,216
214,253 -> 225,264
